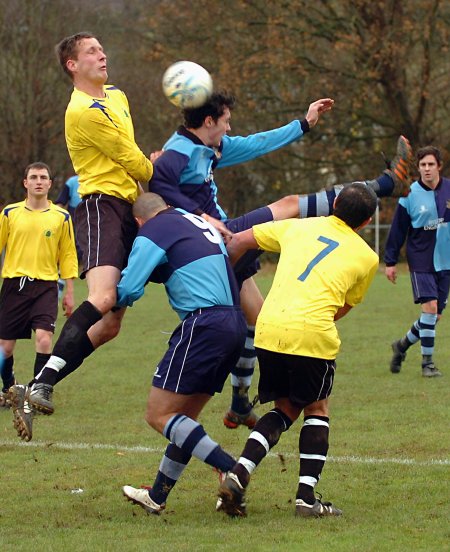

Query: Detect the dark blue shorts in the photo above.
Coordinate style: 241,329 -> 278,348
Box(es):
225,206 -> 273,283
152,306 -> 247,395
410,271 -> 450,314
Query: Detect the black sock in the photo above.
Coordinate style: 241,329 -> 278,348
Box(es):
1,356 -> 14,390
55,334 -> 95,384
30,334 -> 95,388
32,301 -> 101,386
52,301 -> 102,359
33,353 -> 51,379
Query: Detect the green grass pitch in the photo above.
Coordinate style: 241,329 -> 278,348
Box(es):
1,269 -> 449,551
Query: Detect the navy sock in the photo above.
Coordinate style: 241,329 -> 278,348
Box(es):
372,173 -> 394,197
149,444 -> 191,505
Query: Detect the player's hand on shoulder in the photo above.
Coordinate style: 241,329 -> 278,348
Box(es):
150,150 -> 164,163
201,214 -> 233,243
305,98 -> 334,127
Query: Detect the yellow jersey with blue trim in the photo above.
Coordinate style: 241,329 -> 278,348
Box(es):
253,216 -> 378,359
65,85 -> 153,203
0,200 -> 78,280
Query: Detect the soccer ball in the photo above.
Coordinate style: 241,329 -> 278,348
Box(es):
162,61 -> 213,109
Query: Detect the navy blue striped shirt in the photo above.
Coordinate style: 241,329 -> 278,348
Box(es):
116,208 -> 240,318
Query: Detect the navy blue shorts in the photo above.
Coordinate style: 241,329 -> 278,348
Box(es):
410,271 -> 450,314
225,206 -> 273,283
256,348 -> 336,408
153,306 -> 247,395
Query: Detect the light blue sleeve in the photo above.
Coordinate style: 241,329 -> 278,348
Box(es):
217,120 -> 303,168
116,236 -> 166,307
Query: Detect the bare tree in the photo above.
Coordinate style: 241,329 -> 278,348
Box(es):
124,0 -> 450,216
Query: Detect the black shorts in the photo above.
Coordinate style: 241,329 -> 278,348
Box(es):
0,278 -> 58,339
225,206 -> 273,284
75,194 -> 137,278
256,348 -> 336,408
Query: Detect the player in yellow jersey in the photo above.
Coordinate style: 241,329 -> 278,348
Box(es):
10,33 -> 154,440
0,163 -> 77,410
218,183 -> 379,518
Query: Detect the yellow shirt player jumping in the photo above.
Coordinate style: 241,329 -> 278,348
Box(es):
66,85 -> 152,204
10,33 -> 154,442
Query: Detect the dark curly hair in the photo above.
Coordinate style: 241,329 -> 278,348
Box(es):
183,91 -> 236,128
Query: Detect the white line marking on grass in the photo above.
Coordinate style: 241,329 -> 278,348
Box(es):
1,439 -> 449,466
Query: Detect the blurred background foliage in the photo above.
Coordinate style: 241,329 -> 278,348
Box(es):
0,0 -> 448,226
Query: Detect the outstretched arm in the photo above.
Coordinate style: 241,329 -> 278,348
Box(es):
218,97 -> 334,168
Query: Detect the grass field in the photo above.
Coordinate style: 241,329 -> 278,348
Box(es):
1,269 -> 449,552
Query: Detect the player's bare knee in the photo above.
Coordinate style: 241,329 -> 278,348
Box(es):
145,408 -> 163,433
36,335 -> 52,352
35,330 -> 53,353
87,291 -> 117,315
0,341 -> 15,357
304,399 -> 329,418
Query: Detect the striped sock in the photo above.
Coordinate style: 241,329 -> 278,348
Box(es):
233,408 -> 292,486
149,444 -> 191,505
298,186 -> 343,218
405,319 -> 421,346
419,312 -> 437,361
297,416 -> 330,505
230,326 -> 256,414
297,175 -> 391,219
163,414 -> 235,472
